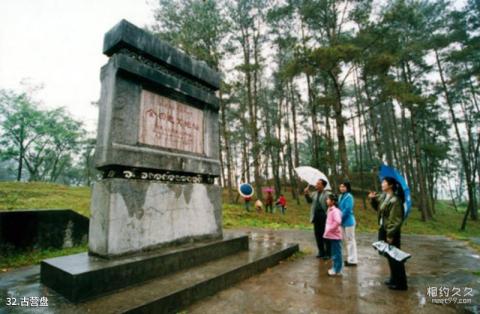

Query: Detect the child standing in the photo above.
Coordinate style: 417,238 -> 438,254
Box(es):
276,194 -> 287,215
323,194 -> 343,276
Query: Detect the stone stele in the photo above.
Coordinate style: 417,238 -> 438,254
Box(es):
88,19 -> 223,257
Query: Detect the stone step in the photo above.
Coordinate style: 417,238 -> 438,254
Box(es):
40,233 -> 249,302
57,238 -> 299,313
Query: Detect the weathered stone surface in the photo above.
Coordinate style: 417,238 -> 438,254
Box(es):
103,19 -> 220,90
110,53 -> 219,109
94,56 -> 220,175
89,179 -> 222,257
90,20 -> 224,258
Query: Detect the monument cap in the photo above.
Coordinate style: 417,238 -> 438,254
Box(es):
103,19 -> 221,90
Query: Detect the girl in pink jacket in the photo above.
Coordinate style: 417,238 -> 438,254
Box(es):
323,194 -> 343,276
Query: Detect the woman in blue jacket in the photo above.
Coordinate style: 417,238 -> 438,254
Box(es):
339,181 -> 358,266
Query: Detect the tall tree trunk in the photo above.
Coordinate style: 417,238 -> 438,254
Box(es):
275,97 -> 284,195
219,136 -> 225,187
435,49 -> 477,225
401,61 -> 433,220
362,72 -> 383,161
353,71 -> 367,209
240,26 -> 258,191
290,82 -> 300,168
286,83 -> 299,203
401,107 -> 414,193
300,20 -> 319,168
17,124 -> 25,181
325,105 -> 338,190
357,78 -> 377,190
220,88 -> 234,202
17,146 -> 24,181
330,71 -> 349,178
241,108 -> 250,183
252,27 -> 262,198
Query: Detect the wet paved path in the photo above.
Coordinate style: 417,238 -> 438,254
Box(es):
189,228 -> 480,314
0,229 -> 479,313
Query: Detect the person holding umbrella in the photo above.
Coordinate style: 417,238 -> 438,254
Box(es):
368,176 -> 408,290
239,183 -> 254,212
304,179 -> 331,260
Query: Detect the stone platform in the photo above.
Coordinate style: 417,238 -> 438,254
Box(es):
0,209 -> 88,250
40,233 -> 248,302
1,232 -> 298,313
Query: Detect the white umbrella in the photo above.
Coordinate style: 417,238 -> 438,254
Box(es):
294,166 -> 331,190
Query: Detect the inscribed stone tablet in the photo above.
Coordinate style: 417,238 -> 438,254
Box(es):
139,90 -> 204,154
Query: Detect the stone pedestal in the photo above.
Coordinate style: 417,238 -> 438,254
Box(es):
41,234 -> 249,303
89,180 -> 222,257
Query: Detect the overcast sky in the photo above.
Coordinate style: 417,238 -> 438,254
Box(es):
0,0 -> 155,134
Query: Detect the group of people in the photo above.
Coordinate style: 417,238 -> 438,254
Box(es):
243,191 -> 287,215
305,180 -> 358,277
305,177 -> 408,291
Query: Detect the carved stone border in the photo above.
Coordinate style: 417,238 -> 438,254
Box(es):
100,166 -> 215,184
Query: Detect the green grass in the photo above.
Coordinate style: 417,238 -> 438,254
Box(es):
1,182 -> 478,237
0,182 -> 479,269
0,245 -> 88,271
222,190 -> 480,238
222,202 -> 313,230
0,182 -> 90,216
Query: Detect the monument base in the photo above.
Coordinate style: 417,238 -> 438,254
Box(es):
89,179 -> 223,257
37,232 -> 298,313
41,234 -> 248,302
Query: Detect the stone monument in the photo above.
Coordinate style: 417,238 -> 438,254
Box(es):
40,20 -> 298,311
88,20 -> 223,257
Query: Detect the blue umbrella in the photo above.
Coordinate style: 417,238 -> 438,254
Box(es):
378,164 -> 412,219
238,183 -> 254,197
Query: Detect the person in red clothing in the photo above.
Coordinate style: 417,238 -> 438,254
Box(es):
276,194 -> 287,215
243,196 -> 252,212
265,191 -> 274,213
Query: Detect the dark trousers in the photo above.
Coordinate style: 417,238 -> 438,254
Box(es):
378,227 -> 407,288
314,215 -> 331,257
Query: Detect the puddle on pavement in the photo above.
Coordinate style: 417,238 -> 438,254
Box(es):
416,290 -> 427,306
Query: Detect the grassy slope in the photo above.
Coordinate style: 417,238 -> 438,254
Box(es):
0,182 -> 91,216
223,191 -> 480,238
1,182 -> 478,237
0,182 -> 479,269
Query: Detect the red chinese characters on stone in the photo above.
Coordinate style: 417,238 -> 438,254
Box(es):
139,90 -> 204,154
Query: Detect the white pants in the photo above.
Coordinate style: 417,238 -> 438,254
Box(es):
343,225 -> 358,264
